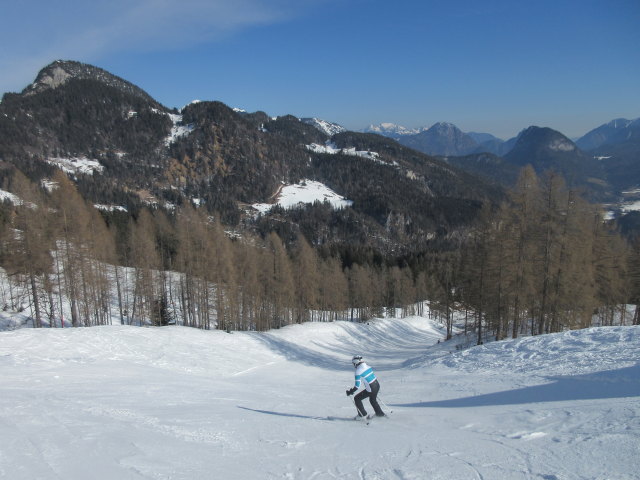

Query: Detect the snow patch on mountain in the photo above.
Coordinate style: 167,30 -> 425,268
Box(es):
306,143 -> 381,161
364,123 -> 424,136
548,138 -> 576,152
253,179 -> 352,213
0,189 -> 22,205
621,200 -> 640,213
94,204 -> 128,213
164,113 -> 195,146
301,118 -> 346,136
46,156 -> 104,175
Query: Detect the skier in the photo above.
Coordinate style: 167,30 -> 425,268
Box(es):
346,355 -> 385,418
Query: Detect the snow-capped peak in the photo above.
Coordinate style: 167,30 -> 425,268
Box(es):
301,118 -> 346,137
364,123 -> 423,136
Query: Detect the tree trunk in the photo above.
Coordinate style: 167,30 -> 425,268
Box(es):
29,273 -> 42,328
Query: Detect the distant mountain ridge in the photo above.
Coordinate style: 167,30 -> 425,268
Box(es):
364,116 -> 639,198
576,118 -> 640,151
397,122 -> 478,156
576,118 -> 640,193
365,121 -> 510,157
363,123 -> 425,138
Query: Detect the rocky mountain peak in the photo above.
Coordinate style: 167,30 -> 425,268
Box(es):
431,121 -> 458,132
23,60 -> 158,104
515,126 -> 576,152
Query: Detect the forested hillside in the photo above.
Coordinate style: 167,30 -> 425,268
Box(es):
0,60 -> 637,340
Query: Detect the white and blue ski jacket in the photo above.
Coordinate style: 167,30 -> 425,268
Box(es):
353,362 -> 377,392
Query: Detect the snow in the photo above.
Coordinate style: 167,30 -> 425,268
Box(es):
548,139 -> 575,152
94,204 -> 128,213
40,179 -> 59,192
0,316 -> 638,479
253,179 -> 353,213
364,123 -> 424,136
621,200 -> 640,213
301,118 -> 347,136
0,188 -> 22,205
164,113 -> 195,146
46,156 -> 104,175
306,142 -> 381,161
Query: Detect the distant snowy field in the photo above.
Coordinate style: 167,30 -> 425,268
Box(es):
253,179 -> 352,213
1,318 -> 638,479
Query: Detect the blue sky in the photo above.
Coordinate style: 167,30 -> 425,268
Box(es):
1,0 -> 638,139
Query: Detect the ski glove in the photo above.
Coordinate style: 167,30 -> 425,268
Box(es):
346,387 -> 357,396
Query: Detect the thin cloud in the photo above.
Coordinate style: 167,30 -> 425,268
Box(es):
0,0 -> 321,94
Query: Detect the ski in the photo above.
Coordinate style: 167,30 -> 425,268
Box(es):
365,414 -> 389,425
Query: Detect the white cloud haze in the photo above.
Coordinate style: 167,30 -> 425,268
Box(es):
0,0 -> 317,94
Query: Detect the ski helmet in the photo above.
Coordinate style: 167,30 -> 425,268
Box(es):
352,355 -> 363,367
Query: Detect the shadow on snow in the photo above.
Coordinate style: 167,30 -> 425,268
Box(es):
249,319 -> 442,372
237,406 -> 353,422
394,364 -> 640,408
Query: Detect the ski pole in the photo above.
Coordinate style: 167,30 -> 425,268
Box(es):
350,395 -> 358,413
378,396 -> 393,414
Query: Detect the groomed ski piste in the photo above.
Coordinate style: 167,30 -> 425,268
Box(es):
1,317 -> 638,479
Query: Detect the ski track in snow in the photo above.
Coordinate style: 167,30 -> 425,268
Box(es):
0,318 -> 638,479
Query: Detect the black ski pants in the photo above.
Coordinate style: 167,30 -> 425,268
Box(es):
354,380 -> 384,417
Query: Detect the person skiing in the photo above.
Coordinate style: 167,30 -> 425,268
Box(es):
346,355 -> 385,418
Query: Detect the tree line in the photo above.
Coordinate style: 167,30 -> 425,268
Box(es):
0,166 -> 637,338
0,170 -> 428,330
421,166 -> 640,343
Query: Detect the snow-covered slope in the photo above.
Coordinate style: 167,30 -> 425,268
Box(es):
301,117 -> 346,136
252,179 -> 353,213
0,318 -> 638,479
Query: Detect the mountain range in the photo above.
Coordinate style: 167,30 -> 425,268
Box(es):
0,60 -> 502,256
1,60 -> 638,256
366,118 -> 640,200
367,118 -> 639,158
